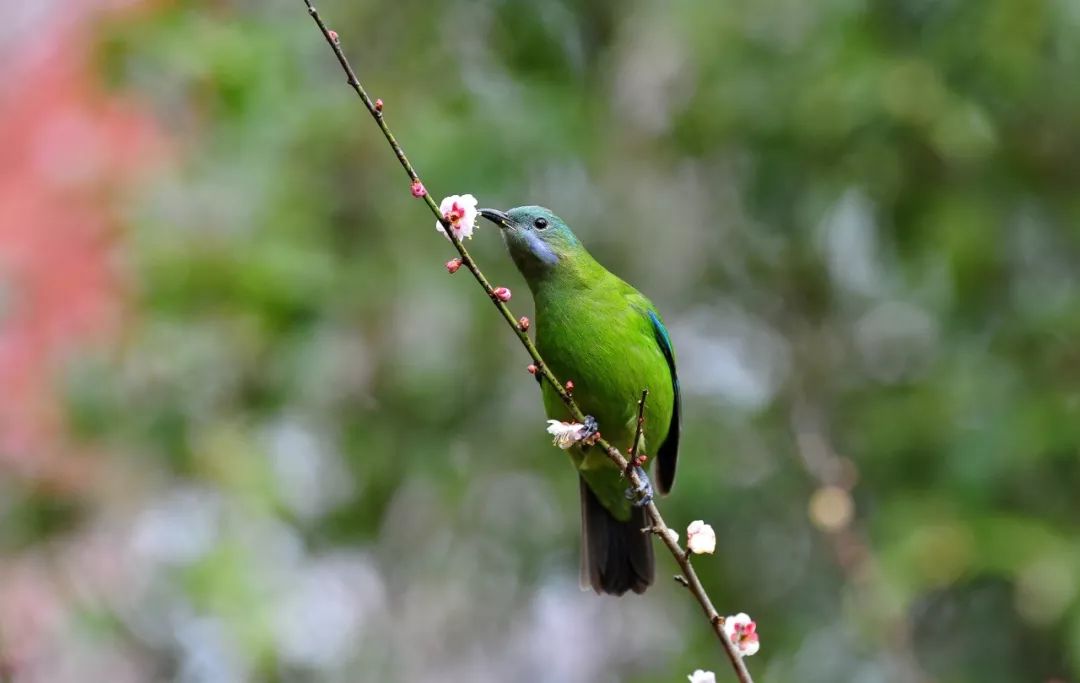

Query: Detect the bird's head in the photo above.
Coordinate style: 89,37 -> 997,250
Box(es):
479,205 -> 582,281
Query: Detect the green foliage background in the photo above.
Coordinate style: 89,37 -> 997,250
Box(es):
15,0 -> 1080,681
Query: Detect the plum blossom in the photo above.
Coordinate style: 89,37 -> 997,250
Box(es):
724,612 -> 760,657
437,194 -> 478,240
686,520 -> 716,554
546,420 -> 589,449
687,671 -> 716,683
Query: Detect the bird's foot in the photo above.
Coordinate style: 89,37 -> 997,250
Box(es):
624,466 -> 654,507
578,415 -> 600,450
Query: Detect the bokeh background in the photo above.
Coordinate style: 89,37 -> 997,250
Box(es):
3,0 -> 1080,681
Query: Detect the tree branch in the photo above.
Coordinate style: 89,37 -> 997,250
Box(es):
300,4 -> 755,681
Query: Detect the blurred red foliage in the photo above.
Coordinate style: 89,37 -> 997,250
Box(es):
0,1 -> 165,488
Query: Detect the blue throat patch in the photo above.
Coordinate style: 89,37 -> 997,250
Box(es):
523,230 -> 559,267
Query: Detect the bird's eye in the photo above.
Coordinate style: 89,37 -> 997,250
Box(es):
534,217 -> 548,230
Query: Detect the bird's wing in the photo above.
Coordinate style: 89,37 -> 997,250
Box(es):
644,309 -> 681,494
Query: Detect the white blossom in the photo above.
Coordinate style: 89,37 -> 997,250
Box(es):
688,670 -> 717,683
436,194 -> 479,240
545,420 -> 589,449
723,612 -> 760,657
686,520 -> 716,555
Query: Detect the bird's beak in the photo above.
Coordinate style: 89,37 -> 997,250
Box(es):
480,208 -> 513,230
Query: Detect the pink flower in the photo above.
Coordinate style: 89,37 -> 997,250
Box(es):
410,180 -> 427,197
493,286 -> 512,302
686,520 -> 716,554
436,194 -> 478,240
723,613 -> 760,657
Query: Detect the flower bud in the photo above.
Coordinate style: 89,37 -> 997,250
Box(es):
518,316 -> 530,331
410,180 -> 426,197
686,520 -> 717,555
445,258 -> 462,274
493,287 -> 512,302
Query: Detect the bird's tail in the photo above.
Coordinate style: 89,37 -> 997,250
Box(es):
579,477 -> 654,596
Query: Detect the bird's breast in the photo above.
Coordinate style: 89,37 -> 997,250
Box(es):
535,303 -> 672,449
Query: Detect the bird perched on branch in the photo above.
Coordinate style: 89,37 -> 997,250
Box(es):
480,206 -> 680,596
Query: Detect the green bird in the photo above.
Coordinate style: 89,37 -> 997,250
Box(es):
480,206 -> 680,596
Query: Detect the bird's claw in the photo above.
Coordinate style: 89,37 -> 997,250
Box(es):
624,466 -> 654,507
577,415 -> 600,450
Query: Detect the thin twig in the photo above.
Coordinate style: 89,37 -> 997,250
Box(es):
649,509 -> 753,681
300,5 -> 754,681
624,388 -> 649,477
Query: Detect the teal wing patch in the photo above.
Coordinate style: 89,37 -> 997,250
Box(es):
646,310 -> 680,494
